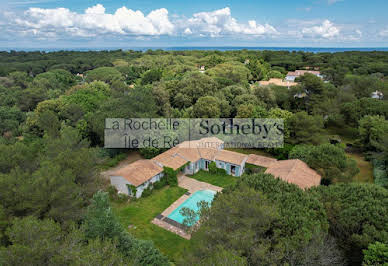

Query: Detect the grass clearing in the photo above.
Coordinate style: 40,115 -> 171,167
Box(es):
111,186 -> 190,262
347,153 -> 374,183
190,170 -> 238,188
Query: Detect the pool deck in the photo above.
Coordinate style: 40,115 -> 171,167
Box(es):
151,175 -> 222,239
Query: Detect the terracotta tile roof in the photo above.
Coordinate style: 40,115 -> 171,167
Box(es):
265,159 -> 321,189
152,147 -> 189,170
178,137 -> 224,149
246,154 -> 278,168
113,160 -> 163,187
215,150 -> 247,165
287,70 -> 321,77
198,148 -> 219,161
258,78 -> 298,87
177,140 -> 201,148
174,148 -> 201,162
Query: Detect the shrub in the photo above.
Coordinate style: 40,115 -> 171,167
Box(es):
107,185 -> 118,198
216,167 -> 227,175
208,162 -> 217,174
141,186 -> 153,197
265,143 -> 294,160
373,160 -> 388,188
117,193 -> 129,203
107,185 -> 129,203
153,178 -> 167,190
164,167 -> 178,186
139,147 -> 166,159
289,143 -> 359,184
363,242 -> 388,266
244,163 -> 265,175
126,184 -> 137,197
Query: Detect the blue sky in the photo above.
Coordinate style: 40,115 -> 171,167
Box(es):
0,0 -> 387,48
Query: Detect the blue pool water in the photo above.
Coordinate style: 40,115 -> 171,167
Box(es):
167,190 -> 216,225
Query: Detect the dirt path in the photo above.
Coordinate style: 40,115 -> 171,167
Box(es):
100,151 -> 144,180
347,153 -> 374,183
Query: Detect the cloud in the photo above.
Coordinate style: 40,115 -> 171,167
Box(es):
9,5 -> 278,40
183,28 -> 192,35
184,7 -> 278,37
327,0 -> 343,5
379,28 -> 388,37
302,20 -> 340,39
13,4 -> 175,37
7,0 -> 64,6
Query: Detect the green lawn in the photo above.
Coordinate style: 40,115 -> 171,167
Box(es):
111,186 -> 190,262
347,153 -> 374,183
190,170 -> 238,188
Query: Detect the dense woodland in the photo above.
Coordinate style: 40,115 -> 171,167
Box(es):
0,49 -> 388,265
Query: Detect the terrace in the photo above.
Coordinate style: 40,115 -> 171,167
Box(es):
152,175 -> 223,239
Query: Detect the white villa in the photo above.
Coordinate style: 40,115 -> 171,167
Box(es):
110,137 -> 321,198
258,78 -> 298,89
371,90 -> 384,100
285,70 -> 324,82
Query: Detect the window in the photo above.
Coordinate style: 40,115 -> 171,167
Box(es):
231,165 -> 236,176
205,160 -> 209,170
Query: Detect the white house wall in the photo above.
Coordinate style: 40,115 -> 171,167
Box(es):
110,172 -> 164,198
184,160 -> 201,175
110,176 -> 131,195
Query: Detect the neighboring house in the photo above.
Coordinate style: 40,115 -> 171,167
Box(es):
264,159 -> 321,189
110,137 -> 321,197
110,160 -> 164,198
293,91 -> 307,99
285,70 -> 324,82
371,90 -> 384,99
258,78 -> 298,88
199,65 -> 206,73
247,155 -> 321,189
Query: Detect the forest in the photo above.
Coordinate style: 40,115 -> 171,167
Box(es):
0,49 -> 387,265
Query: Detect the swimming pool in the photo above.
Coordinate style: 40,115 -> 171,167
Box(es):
167,190 -> 216,225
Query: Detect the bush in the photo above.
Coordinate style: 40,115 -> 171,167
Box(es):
363,242 -> 388,266
153,178 -> 167,190
208,162 -> 217,174
373,160 -> 388,188
139,147 -> 166,159
215,167 -> 227,175
164,167 -> 178,186
265,143 -> 294,160
289,143 -> 359,183
126,184 -> 137,197
141,186 -> 153,197
244,163 -> 265,175
100,152 -> 127,169
107,185 -> 129,203
117,193 -> 129,203
107,185 -> 118,198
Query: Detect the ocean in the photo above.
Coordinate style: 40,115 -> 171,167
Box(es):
2,47 -> 388,53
